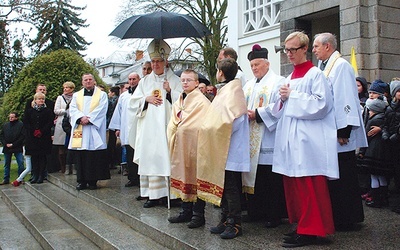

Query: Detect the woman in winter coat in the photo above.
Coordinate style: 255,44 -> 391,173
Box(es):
53,81 -> 75,173
23,92 -> 54,184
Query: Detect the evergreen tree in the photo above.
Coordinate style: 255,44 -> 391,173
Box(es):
30,0 -> 91,55
0,49 -> 106,124
0,20 -> 13,95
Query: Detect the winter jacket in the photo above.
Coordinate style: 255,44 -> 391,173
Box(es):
0,120 -> 24,154
23,106 -> 53,155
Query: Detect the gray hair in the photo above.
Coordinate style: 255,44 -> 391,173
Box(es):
314,33 -> 337,50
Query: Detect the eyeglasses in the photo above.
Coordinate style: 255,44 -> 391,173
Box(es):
151,59 -> 164,64
181,79 -> 196,83
129,78 -> 137,80
283,46 -> 305,54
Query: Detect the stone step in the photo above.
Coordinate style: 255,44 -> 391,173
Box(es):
0,193 -> 43,250
1,187 -> 98,250
46,173 -> 269,249
23,181 -> 168,250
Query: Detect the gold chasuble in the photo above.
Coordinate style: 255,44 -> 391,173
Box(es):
197,79 -> 247,206
71,88 -> 101,148
167,89 -> 211,202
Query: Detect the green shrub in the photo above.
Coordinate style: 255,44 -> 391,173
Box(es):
0,49 -> 107,124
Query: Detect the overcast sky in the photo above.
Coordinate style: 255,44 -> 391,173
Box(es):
72,0 -> 130,59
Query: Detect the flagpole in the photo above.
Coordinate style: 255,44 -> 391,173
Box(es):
350,46 -> 359,77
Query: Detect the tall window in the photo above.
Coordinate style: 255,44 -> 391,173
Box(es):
243,0 -> 283,33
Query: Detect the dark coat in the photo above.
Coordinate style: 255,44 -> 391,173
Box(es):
382,101 -> 400,164
23,106 -> 54,155
0,120 -> 24,154
360,112 -> 386,159
382,101 -> 400,140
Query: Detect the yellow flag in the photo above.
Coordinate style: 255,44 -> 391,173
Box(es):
350,46 -> 358,77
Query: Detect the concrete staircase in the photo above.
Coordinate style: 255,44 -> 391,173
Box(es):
2,170 -> 400,249
0,172 -> 269,249
0,177 -> 167,249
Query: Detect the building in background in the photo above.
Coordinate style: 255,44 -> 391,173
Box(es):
227,0 -> 400,82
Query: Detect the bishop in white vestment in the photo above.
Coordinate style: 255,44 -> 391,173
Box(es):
128,39 -> 182,208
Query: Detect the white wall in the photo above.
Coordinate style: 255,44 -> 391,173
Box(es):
227,1 -> 282,83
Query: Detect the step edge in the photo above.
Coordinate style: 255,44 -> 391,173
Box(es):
1,188 -> 62,250
24,183 -> 118,250
48,174 -> 196,250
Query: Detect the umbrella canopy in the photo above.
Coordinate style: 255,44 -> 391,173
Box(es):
174,70 -> 210,86
110,11 -> 212,39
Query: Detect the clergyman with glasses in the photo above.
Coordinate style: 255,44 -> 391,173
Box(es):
272,31 -> 339,248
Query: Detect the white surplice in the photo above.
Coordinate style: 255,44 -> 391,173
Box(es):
68,87 -> 108,151
242,69 -> 285,191
109,91 -> 133,146
318,51 -> 368,152
272,67 -> 339,179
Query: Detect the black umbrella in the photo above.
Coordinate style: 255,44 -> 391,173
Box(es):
109,11 -> 212,39
174,70 -> 210,86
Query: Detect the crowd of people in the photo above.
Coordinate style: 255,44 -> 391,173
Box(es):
1,31 -> 400,248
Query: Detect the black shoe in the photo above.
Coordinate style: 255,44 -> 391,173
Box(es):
210,221 -> 227,234
187,216 -> 205,228
168,212 -> 192,223
124,180 -> 137,187
220,218 -> 242,239
392,206 -> 400,214
0,180 -> 10,185
366,198 -> 382,208
335,223 -> 361,232
143,199 -> 159,208
30,178 -> 38,184
76,183 -> 87,190
88,185 -> 97,190
136,195 -> 147,201
265,219 -> 281,228
283,230 -> 297,237
282,234 -> 316,248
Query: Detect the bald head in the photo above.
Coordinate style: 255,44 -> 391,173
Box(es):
128,72 -> 140,87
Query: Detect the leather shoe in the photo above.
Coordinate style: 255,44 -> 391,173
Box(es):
76,183 -> 87,190
0,180 -> 10,185
265,219 -> 281,228
136,195 -> 147,201
143,199 -> 159,208
125,180 -> 138,187
187,216 -> 205,228
283,230 -> 297,237
168,213 -> 192,223
282,234 -> 316,248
